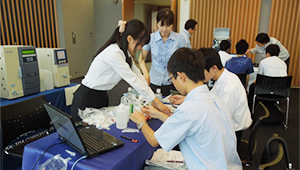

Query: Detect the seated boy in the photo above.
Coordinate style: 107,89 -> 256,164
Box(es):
218,40 -> 232,66
225,39 -> 254,74
130,48 -> 242,170
248,44 -> 287,110
171,48 -> 252,158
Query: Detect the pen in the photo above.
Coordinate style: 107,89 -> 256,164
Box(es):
120,135 -> 138,143
167,160 -> 184,163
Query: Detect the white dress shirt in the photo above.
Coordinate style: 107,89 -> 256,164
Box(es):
211,69 -> 253,131
218,50 -> 232,66
155,85 -> 242,170
258,56 -> 287,77
250,37 -> 290,61
82,43 -> 155,102
180,29 -> 192,48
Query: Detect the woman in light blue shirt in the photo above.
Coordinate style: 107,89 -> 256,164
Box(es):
139,8 -> 186,96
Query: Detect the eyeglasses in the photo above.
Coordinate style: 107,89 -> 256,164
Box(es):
168,76 -> 174,83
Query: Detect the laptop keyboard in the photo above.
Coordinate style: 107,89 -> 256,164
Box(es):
79,128 -> 114,155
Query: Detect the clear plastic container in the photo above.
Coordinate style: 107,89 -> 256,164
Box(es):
116,103 -> 129,129
156,88 -> 162,102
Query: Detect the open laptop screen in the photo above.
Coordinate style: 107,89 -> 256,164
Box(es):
43,102 -> 87,155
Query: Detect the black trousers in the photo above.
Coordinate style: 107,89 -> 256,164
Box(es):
236,130 -> 243,158
71,84 -> 108,122
150,83 -> 176,97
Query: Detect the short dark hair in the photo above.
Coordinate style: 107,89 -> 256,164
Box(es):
219,40 -> 231,51
198,48 -> 223,71
167,48 -> 205,83
184,19 -> 197,30
255,33 -> 270,44
235,39 -> 249,54
157,8 -> 175,27
266,44 -> 280,56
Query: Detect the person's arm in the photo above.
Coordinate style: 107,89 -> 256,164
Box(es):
139,49 -> 150,85
130,110 -> 159,147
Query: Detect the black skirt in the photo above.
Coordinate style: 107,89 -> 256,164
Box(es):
71,84 -> 108,122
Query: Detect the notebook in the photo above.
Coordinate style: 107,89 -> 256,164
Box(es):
43,101 -> 124,158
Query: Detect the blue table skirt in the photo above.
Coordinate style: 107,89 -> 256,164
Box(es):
0,83 -> 78,114
22,119 -> 162,170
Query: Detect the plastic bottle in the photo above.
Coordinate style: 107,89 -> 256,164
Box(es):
156,88 -> 162,102
116,103 -> 129,129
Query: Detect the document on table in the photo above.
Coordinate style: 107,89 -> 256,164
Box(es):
145,149 -> 187,170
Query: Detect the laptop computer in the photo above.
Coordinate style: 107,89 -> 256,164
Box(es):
43,101 -> 124,158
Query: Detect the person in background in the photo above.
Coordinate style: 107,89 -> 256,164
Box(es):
218,40 -> 232,66
246,33 -> 290,72
248,44 -> 287,110
139,8 -> 187,96
171,48 -> 252,159
131,48 -> 242,170
180,19 -> 197,48
71,19 -> 170,122
225,39 -> 254,75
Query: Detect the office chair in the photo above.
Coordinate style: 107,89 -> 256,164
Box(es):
258,133 -> 294,170
239,102 -> 270,170
251,74 -> 292,129
0,95 -> 51,170
235,73 -> 247,89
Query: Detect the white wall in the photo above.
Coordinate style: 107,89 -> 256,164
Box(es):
179,0 -> 190,33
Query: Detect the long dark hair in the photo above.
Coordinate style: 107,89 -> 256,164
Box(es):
94,19 -> 150,68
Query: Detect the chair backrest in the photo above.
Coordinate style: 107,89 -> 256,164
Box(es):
0,95 -> 51,153
255,74 -> 292,97
258,133 -> 294,170
248,102 -> 270,161
236,73 -> 247,89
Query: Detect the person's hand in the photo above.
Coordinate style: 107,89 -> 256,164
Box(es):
169,95 -> 185,105
141,106 -> 162,119
151,98 -> 171,115
143,72 -> 150,85
141,106 -> 169,122
130,110 -> 146,125
246,49 -> 251,55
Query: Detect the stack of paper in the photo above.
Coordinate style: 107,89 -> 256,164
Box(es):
145,149 -> 187,170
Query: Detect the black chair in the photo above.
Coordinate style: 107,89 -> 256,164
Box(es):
251,74 -> 292,129
236,73 -> 247,89
240,102 -> 270,170
258,133 -> 294,170
0,95 -> 51,170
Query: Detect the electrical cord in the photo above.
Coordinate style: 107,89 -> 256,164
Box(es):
71,155 -> 87,170
32,141 -> 66,170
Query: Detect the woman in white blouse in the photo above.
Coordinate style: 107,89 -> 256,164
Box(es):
71,19 -> 170,122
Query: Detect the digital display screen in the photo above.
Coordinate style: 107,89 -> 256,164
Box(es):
57,50 -> 66,60
22,49 -> 35,55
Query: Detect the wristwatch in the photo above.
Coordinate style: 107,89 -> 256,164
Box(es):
137,121 -> 147,130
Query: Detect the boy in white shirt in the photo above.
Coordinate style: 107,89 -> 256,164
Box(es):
130,48 -> 242,170
218,40 -> 232,66
171,48 -> 252,158
248,44 -> 287,110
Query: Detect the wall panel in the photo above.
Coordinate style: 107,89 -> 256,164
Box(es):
269,0 -> 299,87
0,0 -> 59,48
189,0 -> 261,61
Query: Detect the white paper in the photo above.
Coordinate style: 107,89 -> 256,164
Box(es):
64,84 -> 80,106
